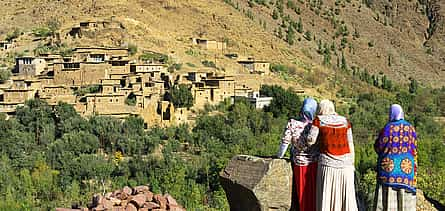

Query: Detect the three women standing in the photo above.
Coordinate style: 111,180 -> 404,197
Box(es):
278,100 -> 417,211
374,104 -> 417,211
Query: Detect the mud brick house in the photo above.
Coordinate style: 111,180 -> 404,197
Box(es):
238,58 -> 270,75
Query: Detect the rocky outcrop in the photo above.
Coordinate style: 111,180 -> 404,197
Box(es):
417,190 -> 443,211
220,155 -> 293,211
56,185 -> 185,211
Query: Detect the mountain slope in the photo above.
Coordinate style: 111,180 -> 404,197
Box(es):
1,0 -> 444,89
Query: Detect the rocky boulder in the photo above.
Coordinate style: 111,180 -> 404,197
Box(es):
220,155 -> 292,211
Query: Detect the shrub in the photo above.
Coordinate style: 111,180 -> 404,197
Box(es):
186,63 -> 196,67
270,63 -> 289,73
139,52 -> 168,63
287,25 -> 295,45
6,29 -> 20,42
304,31 -> 312,41
128,44 -> 138,56
272,9 -> 279,20
296,17 -> 303,33
168,63 -> 182,72
125,93 -> 137,106
74,85 -> 101,96
0,70 -> 11,81
201,60 -> 216,68
47,19 -> 60,34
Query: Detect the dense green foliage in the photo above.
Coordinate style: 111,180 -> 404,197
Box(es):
260,85 -> 301,118
169,84 -> 194,108
0,81 -> 443,210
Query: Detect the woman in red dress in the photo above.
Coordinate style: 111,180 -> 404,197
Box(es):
277,98 -> 318,211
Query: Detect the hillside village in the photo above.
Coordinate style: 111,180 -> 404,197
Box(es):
0,19 -> 277,127
0,1 -> 444,210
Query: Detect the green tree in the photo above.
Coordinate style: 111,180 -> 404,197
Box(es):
0,70 -> 11,81
89,116 -> 123,152
341,52 -> 347,71
128,43 -> 138,56
16,99 -> 55,146
125,92 -> 137,106
277,27 -> 283,39
323,47 -> 331,66
409,78 -> 418,94
303,30 -> 312,41
170,84 -> 194,108
272,9 -> 279,19
5,28 -> 20,42
122,116 -> 145,136
296,17 -> 303,33
260,85 -> 302,118
286,25 -> 295,45
47,19 -> 60,35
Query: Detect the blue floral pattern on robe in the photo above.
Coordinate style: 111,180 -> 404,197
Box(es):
375,119 -> 417,193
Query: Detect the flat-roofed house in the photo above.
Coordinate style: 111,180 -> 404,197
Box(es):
39,85 -> 76,105
0,41 -> 13,51
14,57 -> 47,76
72,47 -> 129,63
130,64 -> 167,79
192,38 -> 227,51
100,78 -> 122,94
2,88 -> 35,104
202,75 -> 235,102
84,93 -> 136,118
238,58 -> 270,75
246,91 -> 273,109
53,62 -> 110,86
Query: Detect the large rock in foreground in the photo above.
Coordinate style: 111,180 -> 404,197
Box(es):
220,155 -> 292,211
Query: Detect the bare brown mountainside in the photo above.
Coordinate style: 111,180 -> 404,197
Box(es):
0,0 -> 444,87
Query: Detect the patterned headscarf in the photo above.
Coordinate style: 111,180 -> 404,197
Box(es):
389,104 -> 404,121
300,98 -> 318,122
319,100 -> 336,115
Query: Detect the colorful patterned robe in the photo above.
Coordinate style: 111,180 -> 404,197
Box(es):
375,119 -> 417,193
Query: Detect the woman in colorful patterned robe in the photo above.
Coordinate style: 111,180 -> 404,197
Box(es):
313,100 -> 358,211
277,98 -> 319,211
374,104 -> 417,211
